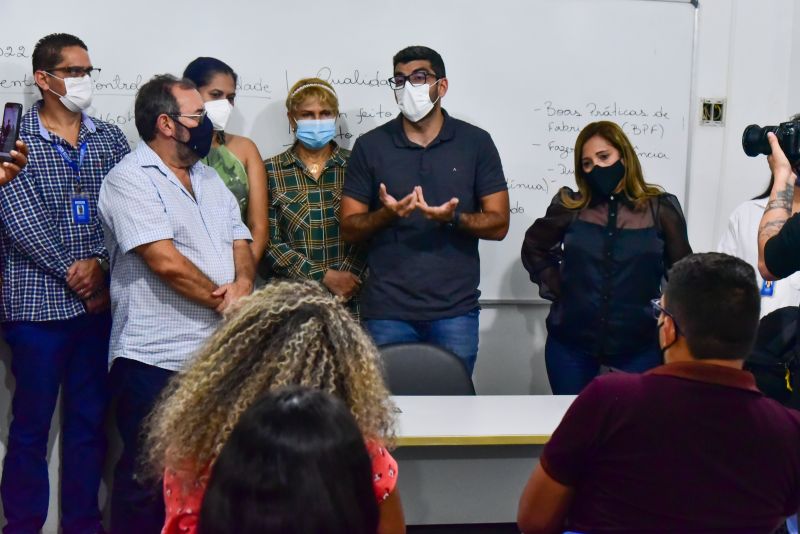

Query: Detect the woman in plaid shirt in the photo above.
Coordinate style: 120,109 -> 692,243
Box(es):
264,78 -> 366,312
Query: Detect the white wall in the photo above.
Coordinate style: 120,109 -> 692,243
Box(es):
0,0 -> 798,531
688,0 -> 795,252
475,0 -> 800,396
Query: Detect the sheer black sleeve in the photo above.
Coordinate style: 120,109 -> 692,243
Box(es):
521,189 -> 574,301
764,212 -> 800,279
657,193 -> 692,274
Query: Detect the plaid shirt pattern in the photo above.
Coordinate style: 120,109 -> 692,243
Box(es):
265,144 -> 366,281
0,101 -> 130,322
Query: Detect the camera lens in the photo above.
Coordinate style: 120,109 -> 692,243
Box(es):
742,124 -> 777,157
743,125 -> 768,157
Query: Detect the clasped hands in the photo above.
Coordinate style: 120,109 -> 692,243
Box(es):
379,183 -> 459,223
212,278 -> 254,314
67,258 -> 108,314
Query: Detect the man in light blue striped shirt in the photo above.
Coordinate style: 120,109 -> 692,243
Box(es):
98,74 -> 254,533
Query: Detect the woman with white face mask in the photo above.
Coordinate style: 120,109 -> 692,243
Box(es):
263,78 -> 366,314
183,57 -> 268,264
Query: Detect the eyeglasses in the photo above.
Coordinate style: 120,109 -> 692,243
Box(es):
650,298 -> 681,333
168,110 -> 207,125
45,67 -> 101,80
388,70 -> 439,90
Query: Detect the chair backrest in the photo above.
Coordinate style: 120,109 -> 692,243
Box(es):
379,343 -> 476,395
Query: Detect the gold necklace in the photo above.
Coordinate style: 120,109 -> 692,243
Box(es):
296,141 -> 333,176
303,154 -> 329,176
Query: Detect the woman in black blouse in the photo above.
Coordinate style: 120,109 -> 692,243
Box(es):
521,121 -> 691,394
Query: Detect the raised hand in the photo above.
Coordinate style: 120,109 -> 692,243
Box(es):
415,185 -> 459,223
0,140 -> 29,186
379,183 -> 418,218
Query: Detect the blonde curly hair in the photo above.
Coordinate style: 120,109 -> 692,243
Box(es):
143,279 -> 395,483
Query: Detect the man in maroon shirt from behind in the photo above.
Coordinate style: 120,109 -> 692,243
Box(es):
518,252 -> 800,534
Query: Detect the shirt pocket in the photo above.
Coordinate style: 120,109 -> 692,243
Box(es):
273,190 -> 311,238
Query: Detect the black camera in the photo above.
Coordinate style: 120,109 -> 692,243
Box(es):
742,121 -> 800,163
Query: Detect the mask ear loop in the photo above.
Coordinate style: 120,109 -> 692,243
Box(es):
430,78 -> 443,107
40,71 -> 67,99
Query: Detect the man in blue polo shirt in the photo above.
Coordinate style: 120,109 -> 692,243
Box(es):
0,33 -> 130,534
341,46 -> 509,375
517,252 -> 800,534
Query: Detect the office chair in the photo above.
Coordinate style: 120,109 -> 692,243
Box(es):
379,342 -> 476,395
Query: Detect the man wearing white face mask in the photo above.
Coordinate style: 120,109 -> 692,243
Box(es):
342,46 -> 510,375
0,33 -> 130,534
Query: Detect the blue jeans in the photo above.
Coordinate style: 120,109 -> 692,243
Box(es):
545,335 -> 663,395
1,314 -> 111,534
365,308 -> 480,375
109,358 -> 174,534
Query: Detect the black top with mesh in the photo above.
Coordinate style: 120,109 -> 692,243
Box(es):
521,188 -> 692,358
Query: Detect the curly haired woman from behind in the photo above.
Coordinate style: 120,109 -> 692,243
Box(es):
199,387 -> 380,534
144,279 -> 404,534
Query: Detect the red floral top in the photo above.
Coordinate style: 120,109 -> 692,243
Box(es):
161,440 -> 398,534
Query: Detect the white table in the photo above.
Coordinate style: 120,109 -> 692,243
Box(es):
393,395 -> 576,525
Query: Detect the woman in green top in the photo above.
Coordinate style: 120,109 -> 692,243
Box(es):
183,57 -> 268,263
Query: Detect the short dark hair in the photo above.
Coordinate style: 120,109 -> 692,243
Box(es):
393,46 -> 446,78
32,33 -> 87,72
183,57 -> 238,88
198,387 -> 379,534
664,252 -> 760,360
134,74 -> 196,141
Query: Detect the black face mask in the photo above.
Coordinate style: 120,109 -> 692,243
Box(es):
174,115 -> 214,159
586,159 -> 625,197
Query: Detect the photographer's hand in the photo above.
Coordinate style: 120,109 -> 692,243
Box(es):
758,132 -> 797,280
767,132 -> 797,188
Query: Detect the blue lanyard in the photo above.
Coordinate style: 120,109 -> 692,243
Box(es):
53,141 -> 88,192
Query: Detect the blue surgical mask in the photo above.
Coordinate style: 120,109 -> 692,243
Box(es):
295,119 -> 336,150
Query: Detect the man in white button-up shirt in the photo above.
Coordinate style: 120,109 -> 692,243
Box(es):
98,74 -> 254,534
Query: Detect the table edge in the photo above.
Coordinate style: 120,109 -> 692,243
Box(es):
396,434 -> 551,446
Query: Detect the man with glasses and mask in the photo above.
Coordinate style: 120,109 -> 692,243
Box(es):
98,74 -> 254,533
341,46 -> 509,376
0,33 -> 129,534
517,252 -> 800,534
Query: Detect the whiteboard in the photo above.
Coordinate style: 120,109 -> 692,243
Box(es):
0,0 -> 695,302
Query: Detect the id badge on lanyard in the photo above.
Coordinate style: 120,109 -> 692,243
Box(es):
55,141 -> 90,225
761,279 -> 775,297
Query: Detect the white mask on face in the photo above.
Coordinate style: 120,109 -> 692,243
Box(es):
395,80 -> 441,123
204,99 -> 233,131
46,73 -> 94,112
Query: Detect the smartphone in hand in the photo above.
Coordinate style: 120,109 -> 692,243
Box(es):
0,103 -> 23,163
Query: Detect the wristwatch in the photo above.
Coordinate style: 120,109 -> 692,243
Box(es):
96,257 -> 110,273
445,209 -> 462,230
